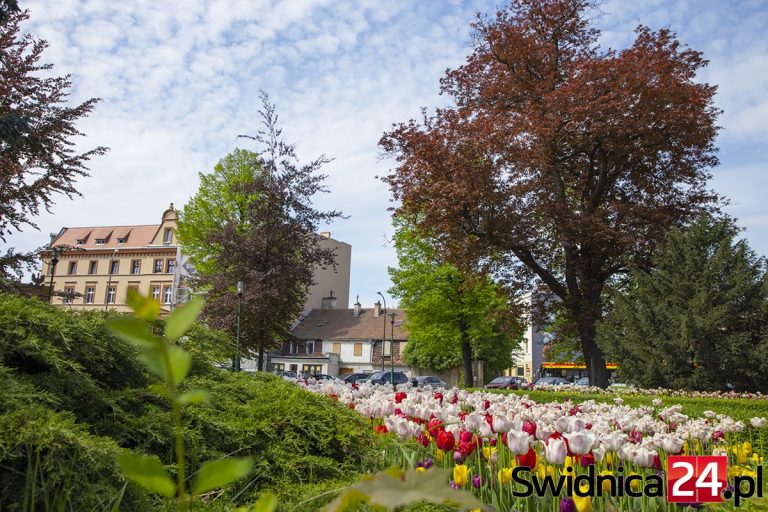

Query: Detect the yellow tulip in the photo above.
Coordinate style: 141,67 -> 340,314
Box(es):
564,456 -> 576,473
572,483 -> 593,512
436,450 -> 444,463
498,467 -> 513,485
599,470 -> 614,493
482,446 -> 497,461
415,467 -> 426,473
453,464 -> 469,487
605,452 -> 614,466
536,464 -> 555,479
628,473 -> 641,492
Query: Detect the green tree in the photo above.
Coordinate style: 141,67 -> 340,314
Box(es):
389,217 -> 524,386
598,214 -> 768,391
177,93 -> 342,370
0,11 -> 107,278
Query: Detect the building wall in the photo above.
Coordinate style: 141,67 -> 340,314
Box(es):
303,234 -> 351,311
42,209 -> 179,314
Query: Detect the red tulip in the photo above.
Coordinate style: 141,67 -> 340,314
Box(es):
516,447 -> 537,469
395,391 -> 407,403
436,430 -> 455,451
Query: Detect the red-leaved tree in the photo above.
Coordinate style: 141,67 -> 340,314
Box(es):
380,0 -> 721,387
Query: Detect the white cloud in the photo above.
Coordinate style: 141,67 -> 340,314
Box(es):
6,0 -> 768,307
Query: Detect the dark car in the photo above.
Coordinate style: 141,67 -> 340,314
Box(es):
411,376 -> 447,388
342,373 -> 370,384
310,373 -> 338,381
368,370 -> 409,386
485,376 -> 528,390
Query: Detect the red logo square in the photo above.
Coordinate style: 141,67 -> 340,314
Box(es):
667,455 -> 727,503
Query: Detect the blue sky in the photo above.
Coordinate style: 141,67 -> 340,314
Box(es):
8,0 -> 768,308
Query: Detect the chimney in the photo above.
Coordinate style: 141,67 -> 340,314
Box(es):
374,300 -> 381,317
321,290 -> 337,309
353,295 -> 361,317
319,231 -> 331,238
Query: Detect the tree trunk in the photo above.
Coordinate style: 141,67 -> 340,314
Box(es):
258,343 -> 265,372
577,312 -> 610,388
459,318 -> 474,388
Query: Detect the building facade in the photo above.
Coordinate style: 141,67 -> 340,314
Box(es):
41,205 -> 180,314
40,207 -> 351,319
270,300 -> 410,377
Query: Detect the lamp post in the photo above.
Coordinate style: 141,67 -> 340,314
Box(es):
234,281 -> 243,372
389,311 -> 397,384
376,291 -> 387,371
104,249 -> 118,311
47,247 -> 62,301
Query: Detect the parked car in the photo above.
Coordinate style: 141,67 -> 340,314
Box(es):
367,370 -> 410,386
411,376 -> 447,388
308,373 -> 338,381
273,370 -> 297,380
342,373 -> 370,384
485,376 -> 528,390
574,376 -> 590,386
533,376 -> 568,387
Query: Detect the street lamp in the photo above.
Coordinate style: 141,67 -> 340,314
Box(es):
376,291 -> 387,371
389,311 -> 397,384
47,246 -> 63,301
104,249 -> 118,311
234,281 -> 244,372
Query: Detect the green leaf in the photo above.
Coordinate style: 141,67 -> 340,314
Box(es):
179,389 -> 209,406
116,453 -> 176,498
192,457 -> 254,496
167,344 -> 192,386
251,492 -> 278,512
108,318 -> 160,348
165,297 -> 204,341
126,289 -> 161,321
324,468 -> 484,512
138,344 -> 191,386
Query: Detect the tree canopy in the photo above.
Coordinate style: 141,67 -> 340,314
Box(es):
380,0 -> 721,387
389,217 -> 524,386
177,93 -> 342,369
0,11 -> 107,279
598,214 -> 768,392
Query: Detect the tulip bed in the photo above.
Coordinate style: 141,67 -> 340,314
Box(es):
299,381 -> 768,511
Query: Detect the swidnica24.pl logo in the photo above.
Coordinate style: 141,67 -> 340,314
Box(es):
507,456 -> 762,506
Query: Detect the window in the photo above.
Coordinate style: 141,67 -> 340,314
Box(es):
67,261 -> 77,275
354,343 -> 363,356
272,363 -> 285,371
164,227 -> 173,243
151,286 -> 160,301
107,286 -> 116,304
76,239 -> 84,245
306,341 -> 315,355
131,260 -> 141,274
332,342 -> 341,354
154,259 -> 163,273
163,286 -> 172,304
127,284 -> 139,298
89,261 -> 98,275
85,287 -> 95,304
117,237 -> 127,244
109,260 -> 119,274
302,364 -> 322,374
63,287 -> 74,304
95,239 -> 106,245
517,367 -> 525,377
166,259 -> 176,274
289,341 -> 298,355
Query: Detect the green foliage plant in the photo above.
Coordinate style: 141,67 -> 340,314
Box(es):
108,290 -> 256,511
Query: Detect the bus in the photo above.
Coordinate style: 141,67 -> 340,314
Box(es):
538,362 -> 618,382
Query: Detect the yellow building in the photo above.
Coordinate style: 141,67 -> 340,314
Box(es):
41,205 -> 180,314
40,205 -> 351,316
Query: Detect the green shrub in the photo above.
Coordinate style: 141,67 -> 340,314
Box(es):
0,293 -> 384,509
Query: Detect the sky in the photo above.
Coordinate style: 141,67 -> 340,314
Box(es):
7,0 -> 768,308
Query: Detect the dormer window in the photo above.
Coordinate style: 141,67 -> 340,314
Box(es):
163,227 -> 173,243
95,239 -> 106,245
117,237 -> 127,244
76,239 -> 84,245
